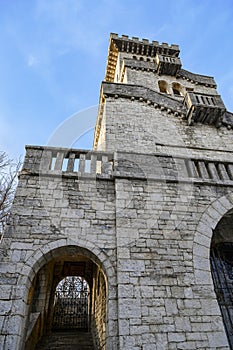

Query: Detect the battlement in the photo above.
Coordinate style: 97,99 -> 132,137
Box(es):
105,33 -> 180,82
110,33 -> 180,52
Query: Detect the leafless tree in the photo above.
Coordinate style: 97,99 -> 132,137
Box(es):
0,152 -> 21,237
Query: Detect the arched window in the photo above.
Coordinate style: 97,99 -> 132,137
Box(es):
172,82 -> 182,96
158,80 -> 168,93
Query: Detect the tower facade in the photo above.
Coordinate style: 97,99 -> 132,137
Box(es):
0,34 -> 233,349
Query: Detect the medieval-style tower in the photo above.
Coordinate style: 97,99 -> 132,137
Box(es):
0,33 -> 233,349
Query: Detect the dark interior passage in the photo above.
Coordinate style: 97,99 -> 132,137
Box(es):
210,210 -> 233,349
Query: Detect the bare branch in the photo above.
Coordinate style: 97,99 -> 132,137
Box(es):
0,152 -> 22,236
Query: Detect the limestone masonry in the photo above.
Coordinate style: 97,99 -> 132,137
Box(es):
1,33 -> 233,349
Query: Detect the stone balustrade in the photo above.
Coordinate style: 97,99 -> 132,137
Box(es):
155,53 -> 181,76
21,146 -> 114,178
184,91 -> 226,125
21,146 -> 233,186
114,151 -> 233,186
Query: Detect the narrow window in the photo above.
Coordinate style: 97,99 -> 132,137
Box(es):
158,80 -> 168,93
172,82 -> 182,96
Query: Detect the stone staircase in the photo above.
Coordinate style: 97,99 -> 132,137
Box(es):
35,331 -> 95,350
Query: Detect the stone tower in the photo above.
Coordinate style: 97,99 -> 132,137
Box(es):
1,33 -> 233,349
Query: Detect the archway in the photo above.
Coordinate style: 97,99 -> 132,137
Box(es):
210,209 -> 233,349
25,245 -> 108,350
192,194 -> 233,348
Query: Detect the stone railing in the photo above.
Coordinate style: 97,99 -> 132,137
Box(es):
114,151 -> 233,186
184,91 -> 226,126
185,158 -> 233,182
22,146 -> 233,186
22,146 -> 114,178
155,53 -> 181,76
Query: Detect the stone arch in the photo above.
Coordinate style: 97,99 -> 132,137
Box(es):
19,238 -> 114,288
193,193 -> 233,347
193,193 -> 233,285
17,238 -> 117,350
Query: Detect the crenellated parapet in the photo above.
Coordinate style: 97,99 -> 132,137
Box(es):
105,33 -> 180,82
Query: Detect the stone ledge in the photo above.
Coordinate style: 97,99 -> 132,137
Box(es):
102,81 -> 186,115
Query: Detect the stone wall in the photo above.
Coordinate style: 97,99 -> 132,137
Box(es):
101,97 -> 233,155
1,143 -> 233,349
0,147 -> 119,349
126,66 -> 218,97
114,176 -> 231,349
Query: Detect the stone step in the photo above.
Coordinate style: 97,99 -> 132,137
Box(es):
35,331 -> 94,350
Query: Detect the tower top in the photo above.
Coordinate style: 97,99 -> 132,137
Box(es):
105,33 -> 180,82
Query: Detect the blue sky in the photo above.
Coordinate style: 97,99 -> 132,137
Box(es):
1,0 -> 233,160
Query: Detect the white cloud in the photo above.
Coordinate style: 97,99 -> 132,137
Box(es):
27,54 -> 39,67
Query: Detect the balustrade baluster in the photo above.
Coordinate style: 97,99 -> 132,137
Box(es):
226,164 -> 233,180
207,162 -> 219,180
67,153 -> 75,172
54,152 -> 65,171
185,159 -> 198,178
197,161 -> 209,179
217,163 -> 230,181
90,154 -> 97,174
79,154 -> 85,174
40,150 -> 52,171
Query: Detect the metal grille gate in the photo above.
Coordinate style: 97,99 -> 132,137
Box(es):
52,276 -> 89,330
210,243 -> 233,349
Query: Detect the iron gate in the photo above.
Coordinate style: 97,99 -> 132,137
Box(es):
210,243 -> 233,349
52,276 -> 89,330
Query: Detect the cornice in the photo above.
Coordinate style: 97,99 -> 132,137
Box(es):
177,69 -> 216,88
102,82 -> 186,116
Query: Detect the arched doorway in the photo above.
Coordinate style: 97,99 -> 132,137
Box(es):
210,209 -> 233,349
25,245 -> 107,350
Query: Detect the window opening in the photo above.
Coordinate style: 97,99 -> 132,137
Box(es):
158,80 -> 168,93
172,82 -> 182,96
